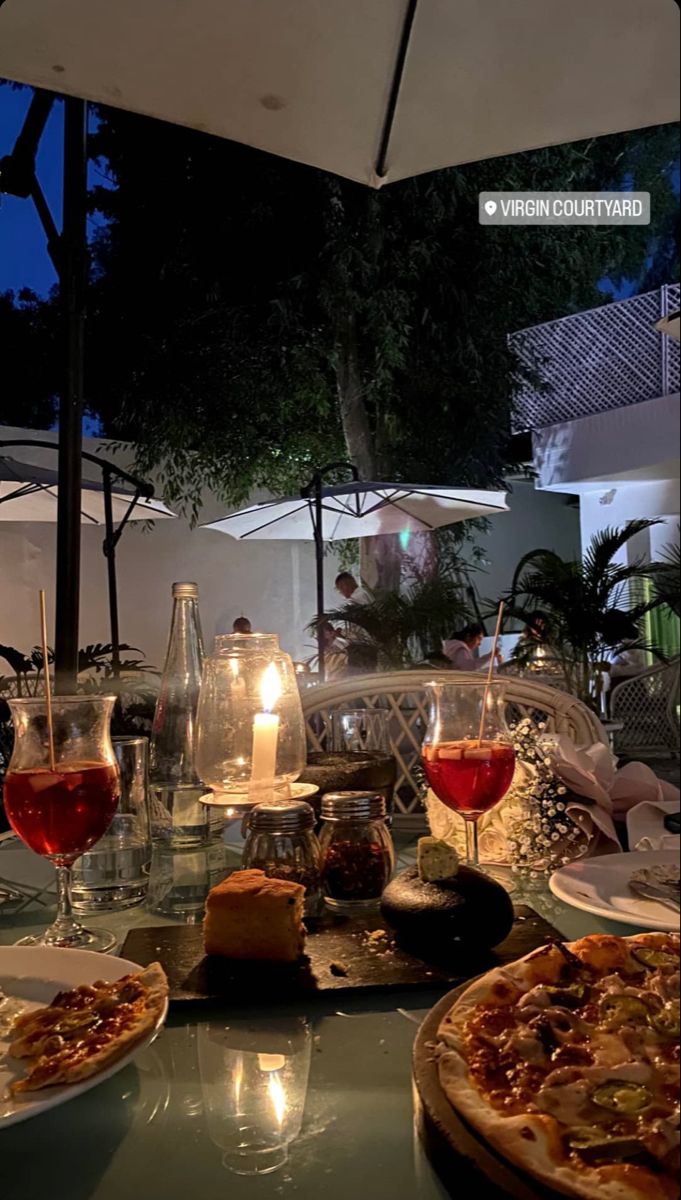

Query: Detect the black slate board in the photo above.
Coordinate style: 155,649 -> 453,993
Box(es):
413,985 -> 563,1200
120,906 -> 563,1004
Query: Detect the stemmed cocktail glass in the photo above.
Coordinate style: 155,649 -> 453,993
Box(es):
3,695 -> 121,951
422,682 -> 515,867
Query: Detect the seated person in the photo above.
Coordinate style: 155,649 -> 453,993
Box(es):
442,623 -> 503,672
335,571 -> 371,606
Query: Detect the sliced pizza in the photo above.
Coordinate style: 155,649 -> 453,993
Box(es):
9,962 -> 168,1095
437,933 -> 680,1200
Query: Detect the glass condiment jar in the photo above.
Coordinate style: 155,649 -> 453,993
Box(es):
319,792 -> 395,913
243,800 -> 322,915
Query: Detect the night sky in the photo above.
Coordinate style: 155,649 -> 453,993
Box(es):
1,83 -> 676,303
0,86 -> 63,295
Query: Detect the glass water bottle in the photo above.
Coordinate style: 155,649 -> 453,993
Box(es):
150,582 -> 209,846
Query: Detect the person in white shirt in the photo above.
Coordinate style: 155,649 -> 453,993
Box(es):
335,572 -> 371,606
442,623 -> 503,672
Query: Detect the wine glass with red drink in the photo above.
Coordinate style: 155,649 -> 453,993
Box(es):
3,695 -> 121,951
422,681 -> 515,868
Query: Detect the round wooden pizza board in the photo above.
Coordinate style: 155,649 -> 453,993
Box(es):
413,983 -> 568,1200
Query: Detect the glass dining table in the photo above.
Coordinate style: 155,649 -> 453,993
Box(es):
0,828 -> 644,1200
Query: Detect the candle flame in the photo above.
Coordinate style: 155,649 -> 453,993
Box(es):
267,1072 -> 287,1128
260,663 -> 282,713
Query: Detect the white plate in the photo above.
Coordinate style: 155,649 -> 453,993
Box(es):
550,850 -> 680,932
0,946 -> 168,1127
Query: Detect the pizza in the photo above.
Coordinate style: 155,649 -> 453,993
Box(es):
437,933 -> 679,1200
7,962 -> 168,1095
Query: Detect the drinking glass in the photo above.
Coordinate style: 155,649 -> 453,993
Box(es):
71,736 -> 152,913
198,1018 -> 312,1175
331,708 -> 389,754
422,682 -> 515,867
3,695 -> 120,951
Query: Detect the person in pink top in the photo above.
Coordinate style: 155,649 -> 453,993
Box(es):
442,623 -> 504,672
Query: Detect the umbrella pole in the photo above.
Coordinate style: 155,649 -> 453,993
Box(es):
54,97 -> 87,695
313,475 -> 326,681
102,469 -> 121,679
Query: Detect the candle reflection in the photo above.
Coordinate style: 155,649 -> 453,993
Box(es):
267,1072 -> 287,1129
198,1019 -> 311,1176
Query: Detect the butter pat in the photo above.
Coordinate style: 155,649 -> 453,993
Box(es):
417,837 -> 459,883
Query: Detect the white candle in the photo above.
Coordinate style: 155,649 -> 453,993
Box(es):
251,663 -> 282,786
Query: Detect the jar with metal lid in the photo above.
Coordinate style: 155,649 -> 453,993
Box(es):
242,800 -> 322,914
319,792 -> 395,912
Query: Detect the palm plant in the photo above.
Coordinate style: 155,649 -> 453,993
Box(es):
502,520 -> 664,707
649,533 -> 681,618
320,575 -> 471,669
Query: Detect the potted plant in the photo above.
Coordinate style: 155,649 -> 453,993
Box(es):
501,520 -> 665,709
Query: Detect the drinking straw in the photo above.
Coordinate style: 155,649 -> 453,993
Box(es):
477,601 -> 504,745
38,589 -> 56,772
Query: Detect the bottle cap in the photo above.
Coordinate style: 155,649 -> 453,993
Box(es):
172,582 -> 199,598
247,799 -> 316,834
321,791 -> 386,822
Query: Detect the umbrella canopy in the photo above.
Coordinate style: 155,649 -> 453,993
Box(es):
0,456 -> 176,523
202,482 -> 508,540
0,0 -> 677,187
656,311 -> 681,343
202,478 -> 508,676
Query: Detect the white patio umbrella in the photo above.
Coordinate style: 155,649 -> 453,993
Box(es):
0,456 -> 175,524
0,451 -> 175,673
202,467 -> 508,675
0,0 -> 677,188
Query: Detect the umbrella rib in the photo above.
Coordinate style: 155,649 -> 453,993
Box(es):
233,501 -> 312,538
375,0 -> 420,181
0,482 -> 44,504
43,484 -> 99,524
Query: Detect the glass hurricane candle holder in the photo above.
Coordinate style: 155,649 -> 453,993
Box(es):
195,634 -> 306,803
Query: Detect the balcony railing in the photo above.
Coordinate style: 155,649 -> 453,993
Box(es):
510,284 -> 680,431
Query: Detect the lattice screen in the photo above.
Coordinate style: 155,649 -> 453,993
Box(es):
511,285 -> 680,432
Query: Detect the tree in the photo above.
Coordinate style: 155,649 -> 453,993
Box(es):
2,106 -> 679,587
0,288 -> 60,429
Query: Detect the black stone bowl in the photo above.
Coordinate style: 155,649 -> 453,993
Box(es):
299,751 -> 397,817
380,866 -> 514,957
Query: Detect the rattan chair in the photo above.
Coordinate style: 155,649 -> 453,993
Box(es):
302,670 -> 607,822
610,658 -> 680,761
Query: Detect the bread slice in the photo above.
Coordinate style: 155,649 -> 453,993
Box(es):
203,869 -> 306,963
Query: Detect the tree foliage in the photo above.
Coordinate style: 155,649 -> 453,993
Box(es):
1,105 -> 678,535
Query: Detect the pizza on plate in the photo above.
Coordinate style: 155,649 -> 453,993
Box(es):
7,961 -> 168,1096
437,933 -> 679,1200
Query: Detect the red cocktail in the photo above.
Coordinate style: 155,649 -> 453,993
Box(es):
423,740 -> 515,818
5,694 -> 120,951
4,762 -> 120,860
422,682 -> 515,867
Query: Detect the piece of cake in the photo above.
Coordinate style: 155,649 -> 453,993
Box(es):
203,869 -> 306,963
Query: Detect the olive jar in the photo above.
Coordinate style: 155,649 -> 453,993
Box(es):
319,792 -> 395,913
243,799 -> 322,915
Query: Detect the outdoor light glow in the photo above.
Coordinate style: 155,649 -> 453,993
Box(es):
399,528 -> 411,551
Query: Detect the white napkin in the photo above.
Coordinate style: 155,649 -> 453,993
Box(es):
626,798 -> 681,852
